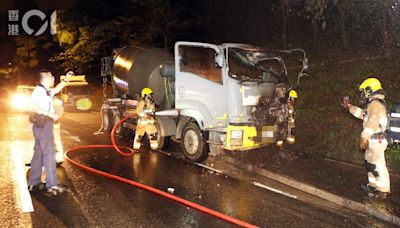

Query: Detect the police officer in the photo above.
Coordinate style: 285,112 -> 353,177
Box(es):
344,78 -> 390,199
28,70 -> 69,194
132,88 -> 158,150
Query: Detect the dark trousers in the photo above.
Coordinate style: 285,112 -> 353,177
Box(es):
28,120 -> 57,187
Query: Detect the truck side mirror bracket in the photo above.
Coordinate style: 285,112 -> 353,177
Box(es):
303,57 -> 309,72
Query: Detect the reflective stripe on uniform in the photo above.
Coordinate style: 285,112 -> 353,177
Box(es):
369,138 -> 388,144
133,141 -> 141,149
390,127 -> 400,133
133,133 -> 143,149
138,119 -> 155,125
150,142 -> 158,149
363,127 -> 375,137
286,137 -> 295,142
352,107 -> 364,119
391,113 -> 400,118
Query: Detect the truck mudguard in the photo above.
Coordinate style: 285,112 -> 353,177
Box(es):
155,116 -> 176,137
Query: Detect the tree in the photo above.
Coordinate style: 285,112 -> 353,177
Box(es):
14,35 -> 39,70
304,0 -> 329,43
50,0 -> 193,74
331,0 -> 351,50
374,1 -> 397,57
281,0 -> 289,49
50,11 -> 122,74
12,34 -> 56,83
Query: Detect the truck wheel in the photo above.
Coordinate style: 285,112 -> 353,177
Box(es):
155,122 -> 170,150
181,122 -> 209,162
113,112 -> 126,135
102,109 -> 113,133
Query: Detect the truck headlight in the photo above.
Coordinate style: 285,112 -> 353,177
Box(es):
230,130 -> 243,146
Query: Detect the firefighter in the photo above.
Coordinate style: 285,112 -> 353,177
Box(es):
132,88 -> 158,150
286,90 -> 297,144
343,78 -> 390,199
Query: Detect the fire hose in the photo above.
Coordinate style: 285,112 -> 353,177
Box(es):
64,116 -> 258,228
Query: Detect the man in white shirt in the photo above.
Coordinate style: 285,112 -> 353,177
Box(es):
28,70 -> 69,194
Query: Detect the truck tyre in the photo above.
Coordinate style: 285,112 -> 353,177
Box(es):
155,122 -> 170,150
102,109 -> 113,133
113,112 -> 126,135
181,122 -> 209,162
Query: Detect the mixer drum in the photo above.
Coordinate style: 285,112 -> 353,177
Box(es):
113,46 -> 173,109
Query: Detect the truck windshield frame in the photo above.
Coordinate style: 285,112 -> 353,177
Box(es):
178,45 -> 223,85
227,47 -> 287,84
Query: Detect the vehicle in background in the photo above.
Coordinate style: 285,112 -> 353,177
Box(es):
60,74 -> 93,111
10,85 -> 35,112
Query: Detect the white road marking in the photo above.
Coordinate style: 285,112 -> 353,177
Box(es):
253,181 -> 298,199
194,163 -> 223,174
156,150 -> 171,156
12,148 -> 34,213
62,129 -> 71,135
69,136 -> 81,142
63,128 -> 87,142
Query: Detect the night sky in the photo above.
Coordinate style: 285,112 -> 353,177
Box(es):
1,1 -> 399,70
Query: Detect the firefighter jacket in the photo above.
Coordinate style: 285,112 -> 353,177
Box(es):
349,94 -> 388,140
135,98 -> 156,124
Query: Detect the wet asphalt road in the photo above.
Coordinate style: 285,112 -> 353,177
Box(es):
0,104 -> 387,227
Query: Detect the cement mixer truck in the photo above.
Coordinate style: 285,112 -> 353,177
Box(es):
99,42 -> 309,162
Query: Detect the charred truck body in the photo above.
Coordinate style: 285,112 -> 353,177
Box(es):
100,42 -> 308,162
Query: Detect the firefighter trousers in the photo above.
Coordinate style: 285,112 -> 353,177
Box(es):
133,121 -> 158,150
365,139 -> 390,193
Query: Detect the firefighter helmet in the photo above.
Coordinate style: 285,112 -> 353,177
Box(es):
359,78 -> 382,97
141,87 -> 153,97
289,90 -> 298,99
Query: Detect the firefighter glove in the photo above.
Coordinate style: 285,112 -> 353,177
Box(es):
359,137 -> 369,150
342,96 -> 349,111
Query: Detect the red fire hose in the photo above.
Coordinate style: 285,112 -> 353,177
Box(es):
64,116 -> 258,228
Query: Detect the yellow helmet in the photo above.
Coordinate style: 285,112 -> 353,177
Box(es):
359,78 -> 382,97
289,90 -> 298,99
141,87 -> 153,97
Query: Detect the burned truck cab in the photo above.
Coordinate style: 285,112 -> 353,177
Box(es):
224,44 -> 293,150
174,42 -> 306,152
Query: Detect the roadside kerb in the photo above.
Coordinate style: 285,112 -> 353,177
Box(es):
223,156 -> 400,225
